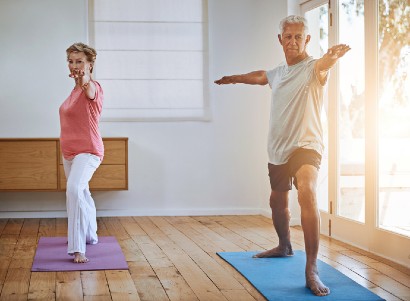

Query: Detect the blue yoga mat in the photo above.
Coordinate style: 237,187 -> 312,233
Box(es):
217,250 -> 385,301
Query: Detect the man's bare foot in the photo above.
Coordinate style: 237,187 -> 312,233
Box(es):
306,270 -> 330,296
252,245 -> 293,258
73,252 -> 89,263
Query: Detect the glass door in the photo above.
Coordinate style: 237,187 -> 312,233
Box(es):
301,0 -> 370,244
304,0 -> 329,215
337,0 -> 365,224
373,0 -> 410,265
377,0 -> 410,239
330,0 -> 370,247
302,0 -> 410,266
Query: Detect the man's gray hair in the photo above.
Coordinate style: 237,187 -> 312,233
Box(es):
279,15 -> 309,35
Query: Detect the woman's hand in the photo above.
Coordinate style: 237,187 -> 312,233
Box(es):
69,68 -> 95,99
69,68 -> 91,89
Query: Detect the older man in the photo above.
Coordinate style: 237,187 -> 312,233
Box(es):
215,15 -> 350,296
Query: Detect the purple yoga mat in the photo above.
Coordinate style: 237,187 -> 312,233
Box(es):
31,236 -> 128,271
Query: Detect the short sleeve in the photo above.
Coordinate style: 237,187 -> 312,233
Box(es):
266,69 -> 275,88
309,59 -> 327,86
91,81 -> 104,106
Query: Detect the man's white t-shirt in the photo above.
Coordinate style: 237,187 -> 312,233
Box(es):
266,56 -> 325,165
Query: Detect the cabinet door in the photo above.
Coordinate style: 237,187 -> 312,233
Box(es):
59,165 -> 127,190
0,141 -> 58,190
59,138 -> 128,190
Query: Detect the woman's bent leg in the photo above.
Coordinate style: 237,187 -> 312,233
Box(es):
84,188 -> 98,244
65,154 -> 101,256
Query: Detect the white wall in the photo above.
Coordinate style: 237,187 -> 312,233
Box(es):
0,0 -> 292,219
287,0 -> 301,15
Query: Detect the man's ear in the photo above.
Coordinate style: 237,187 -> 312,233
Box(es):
305,34 -> 311,45
278,34 -> 283,45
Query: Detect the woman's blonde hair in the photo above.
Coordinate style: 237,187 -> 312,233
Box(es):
66,42 -> 97,73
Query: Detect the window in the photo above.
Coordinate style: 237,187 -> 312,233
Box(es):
88,0 -> 209,121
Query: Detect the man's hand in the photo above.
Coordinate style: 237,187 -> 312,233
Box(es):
316,44 -> 351,85
214,71 -> 268,86
325,44 -> 351,60
214,76 -> 237,85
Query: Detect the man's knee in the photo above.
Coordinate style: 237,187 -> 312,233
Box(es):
297,184 -> 319,215
295,165 -> 318,188
297,182 -> 316,201
269,190 -> 289,208
295,166 -> 318,208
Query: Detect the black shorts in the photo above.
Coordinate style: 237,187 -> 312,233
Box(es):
268,148 -> 322,191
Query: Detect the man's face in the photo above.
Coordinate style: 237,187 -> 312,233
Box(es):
278,23 -> 310,59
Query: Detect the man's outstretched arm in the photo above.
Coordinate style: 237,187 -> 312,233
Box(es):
214,70 -> 268,85
315,44 -> 351,85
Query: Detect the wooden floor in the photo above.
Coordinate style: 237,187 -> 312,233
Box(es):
0,215 -> 409,301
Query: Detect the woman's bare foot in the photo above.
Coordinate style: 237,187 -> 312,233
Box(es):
73,252 -> 89,263
306,267 -> 330,296
252,245 -> 293,258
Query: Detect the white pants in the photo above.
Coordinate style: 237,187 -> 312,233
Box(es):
63,153 -> 101,255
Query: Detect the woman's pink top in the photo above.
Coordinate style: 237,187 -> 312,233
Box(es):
59,81 -> 104,160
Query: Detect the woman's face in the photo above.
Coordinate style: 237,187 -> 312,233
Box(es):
67,51 -> 92,75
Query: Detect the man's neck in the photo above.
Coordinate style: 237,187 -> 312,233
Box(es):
286,52 -> 309,66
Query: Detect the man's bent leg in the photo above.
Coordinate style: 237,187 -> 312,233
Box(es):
253,190 -> 293,257
295,165 -> 330,296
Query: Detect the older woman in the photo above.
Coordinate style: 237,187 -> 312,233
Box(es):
59,42 -> 104,263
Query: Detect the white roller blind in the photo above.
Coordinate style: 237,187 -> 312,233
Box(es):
88,0 -> 209,121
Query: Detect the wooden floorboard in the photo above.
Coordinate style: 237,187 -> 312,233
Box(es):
0,215 -> 408,301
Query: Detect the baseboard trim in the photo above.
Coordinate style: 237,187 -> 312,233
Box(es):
0,208 -> 266,219
259,208 -> 301,226
0,208 -> 302,226
290,217 -> 301,226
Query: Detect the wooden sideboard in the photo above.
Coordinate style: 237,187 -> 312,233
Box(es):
0,138 -> 128,191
